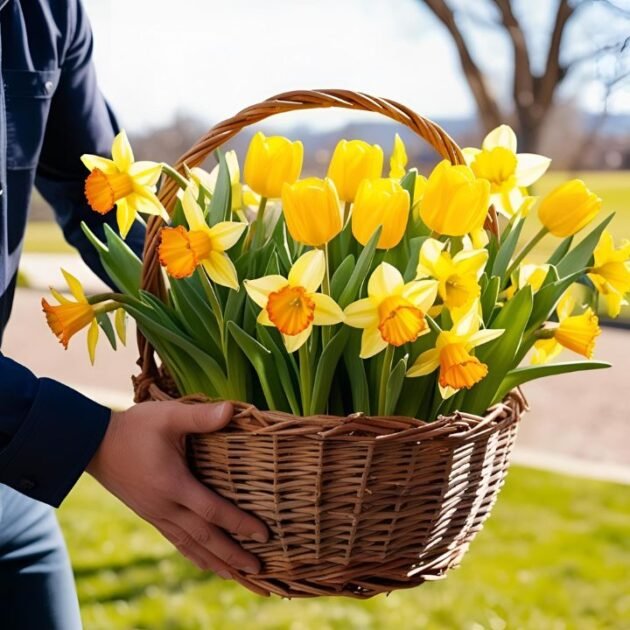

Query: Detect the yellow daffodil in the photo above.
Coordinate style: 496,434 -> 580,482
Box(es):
41,270 -> 100,364
407,302 -> 504,398
82,130 -> 167,238
587,231 -> 630,318
158,187 -> 246,289
281,177 -> 342,246
463,125 -> 551,218
352,178 -> 410,249
416,238 -> 488,311
344,263 -> 438,358
243,132 -> 303,199
505,263 -> 550,299
327,139 -> 383,203
187,150 -> 245,210
389,133 -> 408,179
419,160 -> 490,236
532,293 -> 601,364
244,250 -> 344,352
537,179 -> 602,237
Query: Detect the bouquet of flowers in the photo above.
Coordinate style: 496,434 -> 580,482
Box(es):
41,91 -> 629,597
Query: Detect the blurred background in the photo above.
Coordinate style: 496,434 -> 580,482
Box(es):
6,0 -> 630,627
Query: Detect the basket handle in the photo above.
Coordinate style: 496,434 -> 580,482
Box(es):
135,89 -> 499,398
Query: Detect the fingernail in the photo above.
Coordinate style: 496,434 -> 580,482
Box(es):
242,564 -> 260,574
217,570 -> 231,579
251,533 -> 268,543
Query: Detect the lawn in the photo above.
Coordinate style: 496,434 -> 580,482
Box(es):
59,466 -> 630,630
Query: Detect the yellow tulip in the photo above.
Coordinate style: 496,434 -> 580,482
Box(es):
244,250 -> 344,352
389,133 -> 408,179
344,263 -> 438,358
407,301 -> 504,399
243,132 -> 303,199
587,231 -> 630,318
463,125 -> 551,218
82,130 -> 167,238
352,178 -> 410,249
281,177 -> 343,246
327,139 -> 383,202
419,160 -> 490,237
537,179 -> 602,237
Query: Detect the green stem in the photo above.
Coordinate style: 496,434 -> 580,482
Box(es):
299,343 -> 312,416
161,163 -> 189,190
197,269 -> 226,355
505,226 -> 549,279
378,345 -> 395,415
343,201 -> 352,226
320,244 -> 332,347
250,196 -> 268,250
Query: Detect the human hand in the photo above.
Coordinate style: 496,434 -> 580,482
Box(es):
86,400 -> 268,578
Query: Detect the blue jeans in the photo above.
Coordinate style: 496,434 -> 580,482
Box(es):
0,485 -> 82,629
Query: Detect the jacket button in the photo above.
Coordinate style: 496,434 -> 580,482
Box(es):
44,81 -> 54,94
18,478 -> 37,491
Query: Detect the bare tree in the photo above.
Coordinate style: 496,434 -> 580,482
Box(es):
420,0 -> 630,151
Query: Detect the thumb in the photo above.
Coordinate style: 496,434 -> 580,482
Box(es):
166,401 -> 233,435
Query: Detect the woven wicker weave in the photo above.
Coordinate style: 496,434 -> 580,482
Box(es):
134,89 -> 525,599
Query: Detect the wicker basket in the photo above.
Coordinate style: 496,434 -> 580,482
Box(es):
133,89 -> 526,599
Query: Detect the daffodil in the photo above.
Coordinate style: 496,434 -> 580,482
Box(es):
243,132 -> 303,199
42,270 -> 100,364
419,160 -> 490,236
463,125 -> 551,218
344,263 -> 438,358
389,133 -> 407,179
281,177 -> 342,246
82,130 -> 167,238
532,293 -> 601,364
416,238 -> 488,311
587,231 -> 630,318
505,263 -> 550,299
158,187 -> 246,289
352,178 -> 410,249
327,139 -> 383,203
244,250 -> 344,352
538,179 -> 602,237
187,150 -> 246,210
407,302 -> 504,399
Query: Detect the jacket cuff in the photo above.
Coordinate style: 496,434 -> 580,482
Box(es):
0,378 -> 110,507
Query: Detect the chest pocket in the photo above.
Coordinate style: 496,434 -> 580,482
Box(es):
3,68 -> 61,170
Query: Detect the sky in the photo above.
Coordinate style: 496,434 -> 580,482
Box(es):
82,0 -> 630,133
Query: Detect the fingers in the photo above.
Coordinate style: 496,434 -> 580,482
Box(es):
165,401 -> 234,435
179,475 -> 269,543
167,507 -> 261,574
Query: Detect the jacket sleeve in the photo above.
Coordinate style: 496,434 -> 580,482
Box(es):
34,0 -> 145,284
0,352 -> 110,507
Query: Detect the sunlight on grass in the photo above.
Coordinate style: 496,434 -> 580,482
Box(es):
59,466 -> 630,629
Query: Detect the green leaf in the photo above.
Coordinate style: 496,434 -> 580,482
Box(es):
481,276 -> 500,322
547,236 -> 573,266
492,218 -> 524,280
330,254 -> 355,301
384,355 -> 408,416
310,327 -> 350,415
208,150 -> 232,224
493,360 -> 611,404
97,312 -> 117,350
527,269 -> 582,332
338,227 -> 381,308
403,236 -> 427,282
556,214 -> 614,277
343,330 -> 370,414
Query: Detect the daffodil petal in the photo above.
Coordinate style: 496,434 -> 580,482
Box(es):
208,221 -> 247,252
461,147 -> 480,166
344,298 -> 379,329
288,249 -> 325,293
80,154 -> 117,174
438,383 -> 458,400
402,279 -> 439,313
257,308 -> 273,326
244,275 -> 287,307
452,248 -> 488,277
202,252 -> 239,290
360,326 -> 388,359
368,262 -> 403,299
467,328 -> 504,348
453,302 -> 480,336
406,348 -> 440,377
283,325 -> 312,353
532,338 -> 563,365
557,292 -> 575,320
61,269 -> 86,302
87,319 -> 99,365
116,197 -> 136,239
483,125 -> 517,152
129,161 -> 163,186
115,308 -> 127,345
416,238 -> 445,278
50,288 -> 70,304
112,130 -> 134,171
182,186 -> 207,231
129,189 -> 168,220
515,153 -> 551,187
311,293 -> 345,325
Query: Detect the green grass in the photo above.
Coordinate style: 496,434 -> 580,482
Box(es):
59,466 -> 630,629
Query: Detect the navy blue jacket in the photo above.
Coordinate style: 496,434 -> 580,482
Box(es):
0,0 -> 144,506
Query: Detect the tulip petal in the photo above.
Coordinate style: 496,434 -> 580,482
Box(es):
202,252 -> 239,290
283,325 -> 312,353
116,198 -> 136,239
311,293 -> 345,325
80,154 -> 117,174
208,221 -> 247,252
244,275 -> 287,307
344,298 -> 379,329
360,326 -> 388,359
129,161 -> 163,186
288,249 -> 325,293
87,319 -> 99,365
515,153 -> 551,187
182,186 -> 207,231
368,262 -> 403,299
482,125 -> 517,152
402,280 -> 439,313
61,269 -> 86,302
467,328 -> 504,348
112,130 -> 134,171
406,348 -> 440,377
